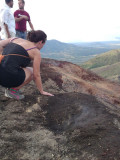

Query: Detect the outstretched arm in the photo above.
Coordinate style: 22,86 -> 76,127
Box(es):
33,52 -> 54,96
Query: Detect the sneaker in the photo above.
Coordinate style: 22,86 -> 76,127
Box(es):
7,88 -> 22,94
15,89 -> 22,94
5,88 -> 24,100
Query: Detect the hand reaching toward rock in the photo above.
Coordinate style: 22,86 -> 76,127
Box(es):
41,91 -> 54,96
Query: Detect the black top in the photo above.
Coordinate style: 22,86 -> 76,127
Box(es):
1,43 -> 31,73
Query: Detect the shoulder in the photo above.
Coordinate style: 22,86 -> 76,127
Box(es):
2,8 -> 9,16
0,38 -> 12,47
28,48 -> 41,61
23,10 -> 30,16
14,10 -> 19,13
4,6 -> 10,13
14,10 -> 20,16
2,6 -> 9,13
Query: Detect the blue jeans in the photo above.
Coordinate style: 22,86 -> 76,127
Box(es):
16,30 -> 27,39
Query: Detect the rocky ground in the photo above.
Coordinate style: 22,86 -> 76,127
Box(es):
0,58 -> 120,160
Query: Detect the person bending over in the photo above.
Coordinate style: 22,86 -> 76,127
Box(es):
0,30 -> 54,100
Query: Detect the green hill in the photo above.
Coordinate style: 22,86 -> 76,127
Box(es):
41,40 -> 120,64
81,49 -> 120,69
92,62 -> 120,81
41,39 -> 112,56
81,49 -> 120,82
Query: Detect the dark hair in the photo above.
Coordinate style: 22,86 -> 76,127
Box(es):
5,0 -> 13,4
19,0 -> 25,4
27,30 -> 47,43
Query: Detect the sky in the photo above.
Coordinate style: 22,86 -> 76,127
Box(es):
1,0 -> 120,42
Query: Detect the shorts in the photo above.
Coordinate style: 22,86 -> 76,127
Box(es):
0,65 -> 25,88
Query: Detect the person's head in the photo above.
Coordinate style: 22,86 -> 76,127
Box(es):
27,30 -> 47,49
5,0 -> 13,8
18,0 -> 25,9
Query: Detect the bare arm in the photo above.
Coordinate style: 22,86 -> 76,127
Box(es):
28,21 -> 34,30
4,23 -> 11,38
33,53 -> 43,93
33,52 -> 54,96
15,16 -> 24,22
15,15 -> 28,22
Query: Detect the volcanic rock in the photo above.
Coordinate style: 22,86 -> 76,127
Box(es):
0,58 -> 120,160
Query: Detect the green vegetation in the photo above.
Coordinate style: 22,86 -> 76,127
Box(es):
41,40 -> 120,64
81,49 -> 120,82
81,49 -> 120,69
41,39 -> 120,82
92,62 -> 120,80
41,40 -> 111,56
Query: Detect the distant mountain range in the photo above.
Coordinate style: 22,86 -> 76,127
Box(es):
81,49 -> 120,82
41,39 -> 120,64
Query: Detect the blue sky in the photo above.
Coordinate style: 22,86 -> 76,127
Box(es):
1,0 -> 120,42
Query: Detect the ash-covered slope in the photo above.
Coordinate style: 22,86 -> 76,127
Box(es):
0,58 -> 120,160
